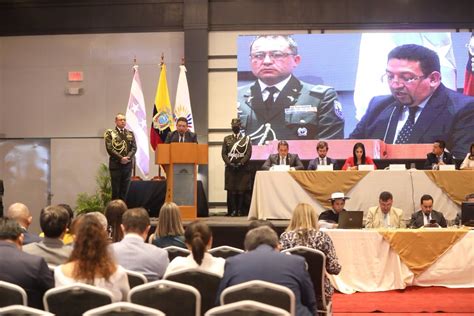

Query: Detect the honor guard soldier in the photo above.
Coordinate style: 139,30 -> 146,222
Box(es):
104,113 -> 137,201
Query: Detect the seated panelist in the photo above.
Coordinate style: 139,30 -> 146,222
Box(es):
318,192 -> 349,229
261,140 -> 304,171
423,140 -> 454,170
408,194 -> 447,228
342,142 -> 377,170
460,143 -> 474,170
308,141 -> 337,170
365,191 -> 404,229
165,116 -> 198,143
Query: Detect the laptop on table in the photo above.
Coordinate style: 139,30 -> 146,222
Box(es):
338,211 -> 364,229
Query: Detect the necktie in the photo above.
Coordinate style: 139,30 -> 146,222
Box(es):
383,213 -> 388,227
395,106 -> 419,144
179,135 -> 183,143
425,213 -> 430,224
264,86 -> 279,110
280,156 -> 286,165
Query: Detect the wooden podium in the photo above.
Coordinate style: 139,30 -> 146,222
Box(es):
156,143 -> 208,220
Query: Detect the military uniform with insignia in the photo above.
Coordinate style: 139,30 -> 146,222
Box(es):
222,118 -> 252,216
237,75 -> 344,145
104,127 -> 137,200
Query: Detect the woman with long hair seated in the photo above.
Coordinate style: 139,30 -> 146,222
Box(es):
54,213 -> 129,301
105,199 -> 127,242
280,203 -> 341,304
163,220 -> 225,278
342,142 -> 377,170
150,202 -> 186,248
460,143 -> 474,170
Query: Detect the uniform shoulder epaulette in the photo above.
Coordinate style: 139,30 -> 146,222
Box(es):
104,129 -> 114,138
310,84 -> 333,95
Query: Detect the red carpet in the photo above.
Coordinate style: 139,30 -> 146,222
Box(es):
332,286 -> 474,313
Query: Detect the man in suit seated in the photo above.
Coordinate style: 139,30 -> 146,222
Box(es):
308,141 -> 337,170
6,202 -> 41,245
165,116 -> 198,143
318,192 -> 349,229
0,217 -> 53,309
261,140 -> 304,170
110,207 -> 169,282
409,194 -> 447,228
365,191 -> 404,228
23,205 -> 72,265
216,226 -> 317,316
423,140 -> 454,170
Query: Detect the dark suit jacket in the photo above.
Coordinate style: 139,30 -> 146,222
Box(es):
164,130 -> 198,143
0,241 -> 53,309
261,153 -> 304,170
307,156 -> 337,170
22,227 -> 42,245
349,84 -> 474,158
423,152 -> 454,169
216,244 -> 316,316
408,210 -> 447,228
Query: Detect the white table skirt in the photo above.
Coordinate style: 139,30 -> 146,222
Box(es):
248,170 -> 462,221
325,230 -> 474,293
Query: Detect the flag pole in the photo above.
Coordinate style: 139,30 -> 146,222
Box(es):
158,53 -> 165,179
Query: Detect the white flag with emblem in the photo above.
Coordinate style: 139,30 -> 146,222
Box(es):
126,65 -> 149,177
174,65 -> 194,132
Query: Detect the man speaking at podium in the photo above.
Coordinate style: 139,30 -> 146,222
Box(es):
237,35 -> 344,145
165,117 -> 198,143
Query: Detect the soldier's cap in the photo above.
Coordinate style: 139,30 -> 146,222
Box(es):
328,192 -> 350,201
231,118 -> 241,126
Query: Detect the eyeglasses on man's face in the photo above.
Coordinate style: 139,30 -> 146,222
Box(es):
250,51 -> 295,61
381,72 -> 426,85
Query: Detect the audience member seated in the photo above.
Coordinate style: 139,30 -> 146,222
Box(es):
365,191 -> 404,229
408,194 -> 447,228
163,220 -> 225,278
6,203 -> 41,245
342,142 -> 377,170
308,141 -> 337,170
455,193 -> 474,225
57,204 -> 74,245
280,203 -> 341,304
23,205 -> 73,265
261,140 -> 304,171
318,192 -> 349,229
217,226 -> 317,316
460,143 -> 474,170
0,218 -> 53,309
150,202 -> 186,248
54,214 -> 130,302
423,140 -> 454,170
88,211 -> 109,232
248,219 -> 277,233
105,199 -> 127,243
110,207 -> 169,282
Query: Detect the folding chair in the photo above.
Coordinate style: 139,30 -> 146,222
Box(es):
43,283 -> 113,316
165,268 -> 221,314
83,302 -> 164,316
282,246 -> 332,315
129,280 -> 200,316
205,300 -> 290,316
125,269 -> 147,289
163,246 -> 190,261
0,304 -> 53,315
220,280 -> 295,315
208,246 -> 244,259
0,281 -> 27,307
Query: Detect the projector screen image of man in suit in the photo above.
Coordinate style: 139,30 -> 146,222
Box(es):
349,44 -> 474,158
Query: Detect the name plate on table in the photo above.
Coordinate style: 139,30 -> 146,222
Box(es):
389,164 -> 406,171
271,165 -> 291,171
317,165 -> 334,171
439,165 -> 456,170
358,164 -> 375,171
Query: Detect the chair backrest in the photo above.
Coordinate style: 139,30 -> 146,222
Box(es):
208,246 -> 244,259
281,246 -> 327,310
220,280 -> 295,315
83,302 -> 164,316
0,304 -> 54,315
125,269 -> 148,289
205,300 -> 291,316
43,283 -> 114,316
164,246 -> 190,261
165,268 -> 221,315
0,281 -> 27,307
129,280 -> 200,316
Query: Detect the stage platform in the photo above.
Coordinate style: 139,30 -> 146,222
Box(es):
151,214 -> 289,249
